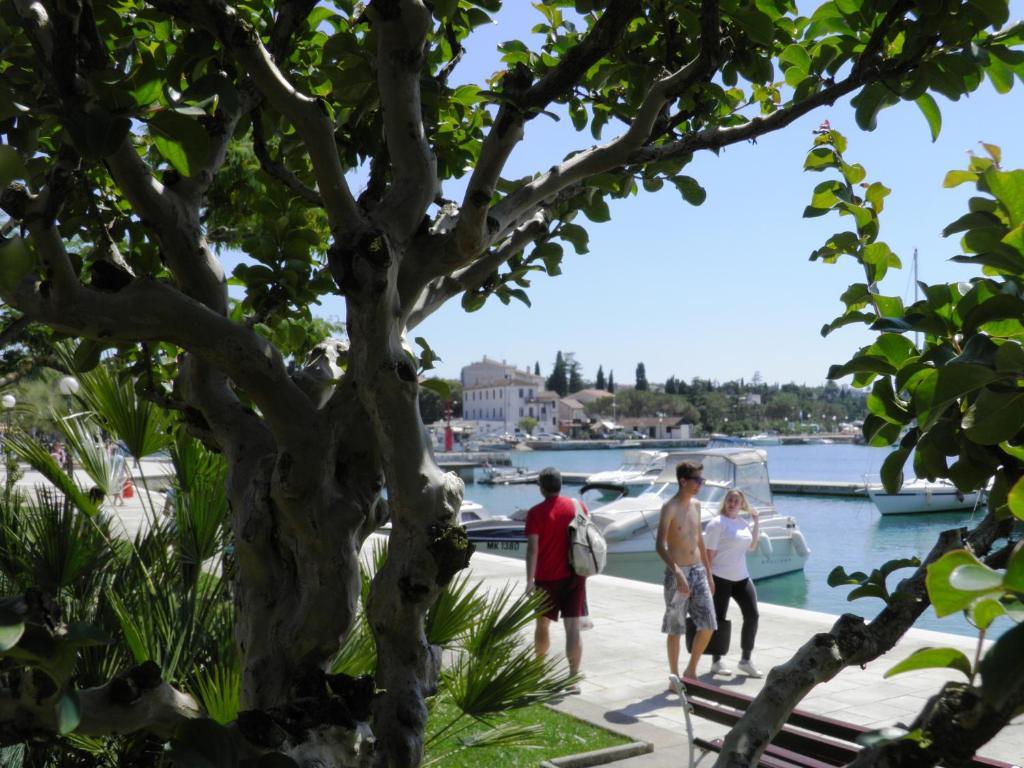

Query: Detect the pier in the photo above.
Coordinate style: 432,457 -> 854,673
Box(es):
771,479 -> 869,497
461,549 -> 1021,767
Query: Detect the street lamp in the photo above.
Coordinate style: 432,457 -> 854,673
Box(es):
2,394 -> 14,488
57,376 -> 79,477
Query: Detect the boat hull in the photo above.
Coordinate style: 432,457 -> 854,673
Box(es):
868,484 -> 981,515
467,529 -> 807,582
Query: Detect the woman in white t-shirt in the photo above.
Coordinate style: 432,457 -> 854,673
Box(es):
703,489 -> 762,677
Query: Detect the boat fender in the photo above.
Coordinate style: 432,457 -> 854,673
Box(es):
791,530 -> 810,557
757,535 -> 774,558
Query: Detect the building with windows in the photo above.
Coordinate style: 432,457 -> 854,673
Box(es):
461,357 -> 556,435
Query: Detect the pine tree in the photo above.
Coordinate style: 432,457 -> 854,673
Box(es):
546,352 -> 568,396
607,370 -> 615,393
665,376 -> 676,395
595,365 -> 605,390
635,362 -> 649,391
568,361 -> 583,393
534,361 -> 540,376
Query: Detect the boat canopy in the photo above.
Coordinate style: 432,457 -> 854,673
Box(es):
654,449 -> 773,508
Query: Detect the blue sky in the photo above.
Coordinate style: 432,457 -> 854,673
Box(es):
312,4 -> 1024,387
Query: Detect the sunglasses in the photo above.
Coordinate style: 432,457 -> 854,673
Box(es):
687,476 -> 706,486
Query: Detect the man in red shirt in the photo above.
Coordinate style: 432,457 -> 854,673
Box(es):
525,467 -> 587,682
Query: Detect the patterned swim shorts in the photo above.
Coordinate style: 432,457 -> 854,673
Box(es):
662,565 -> 717,635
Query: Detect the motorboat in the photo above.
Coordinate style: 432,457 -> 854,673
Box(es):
465,448 -> 811,582
867,478 -> 983,515
583,450 -> 668,500
708,433 -> 781,447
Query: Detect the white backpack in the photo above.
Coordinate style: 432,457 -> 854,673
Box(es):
568,499 -> 607,577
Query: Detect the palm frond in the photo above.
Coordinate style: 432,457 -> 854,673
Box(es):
68,360 -> 172,461
458,721 -> 543,748
330,613 -> 377,676
426,572 -> 487,649
191,662 -> 241,724
442,643 -> 576,719
461,585 -> 549,659
11,488 -> 113,594
4,429 -> 100,517
174,478 -> 228,587
53,412 -> 120,497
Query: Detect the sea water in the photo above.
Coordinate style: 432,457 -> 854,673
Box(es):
462,443 -> 1008,639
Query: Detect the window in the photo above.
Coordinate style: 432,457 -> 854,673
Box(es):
519,408 -> 523,417
528,407 -> 533,417
519,389 -> 523,398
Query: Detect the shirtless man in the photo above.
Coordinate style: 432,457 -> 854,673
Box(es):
656,460 -> 716,680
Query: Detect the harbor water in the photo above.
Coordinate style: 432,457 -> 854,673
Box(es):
461,443 -> 1005,639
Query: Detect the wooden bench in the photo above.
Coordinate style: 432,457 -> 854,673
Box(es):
669,675 -> 1021,768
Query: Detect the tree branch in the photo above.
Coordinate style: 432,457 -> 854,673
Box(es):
405,210 -> 551,329
252,111 -> 323,206
846,680 -> 1024,767
2,225 -> 317,453
160,0 -> 364,240
449,0 -> 644,265
368,0 -> 437,239
713,509 -> 1012,767
489,0 -> 721,235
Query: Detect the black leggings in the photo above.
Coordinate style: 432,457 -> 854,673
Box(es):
712,574 -> 759,659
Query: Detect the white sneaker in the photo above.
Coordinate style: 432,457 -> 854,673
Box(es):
710,660 -> 732,675
738,660 -> 763,678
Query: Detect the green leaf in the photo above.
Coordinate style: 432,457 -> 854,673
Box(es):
0,146 -> 28,188
927,550 -> 995,617
558,223 -> 589,254
72,340 -> 108,374
0,237 -> 36,292
672,176 -> 707,206
979,621 -> 1024,708
985,169 -> 1024,227
421,378 -> 451,400
0,622 -> 25,652
969,598 -> 1006,630
779,44 -> 811,71
56,691 -> 81,735
149,111 -> 210,178
914,94 -> 942,142
880,448 -> 909,494
944,170 -> 979,188
1004,542 -> 1024,591
884,647 -> 972,679
963,389 -> 1024,445
949,563 -> 1003,592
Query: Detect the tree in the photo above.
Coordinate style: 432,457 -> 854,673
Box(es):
0,0 -> 1017,764
607,370 -> 616,394
595,365 -> 606,391
665,375 -> 677,395
517,416 -> 539,435
534,362 -> 541,377
568,360 -> 583,393
635,362 -> 649,391
712,135 -> 1024,767
546,351 -> 568,396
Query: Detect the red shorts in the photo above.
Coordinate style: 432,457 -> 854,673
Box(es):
534,575 -> 587,621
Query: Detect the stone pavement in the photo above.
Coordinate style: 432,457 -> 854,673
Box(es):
465,550 -> 1024,767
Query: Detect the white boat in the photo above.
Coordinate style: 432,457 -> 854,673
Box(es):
867,478 -> 983,515
583,450 -> 668,499
465,448 -> 811,582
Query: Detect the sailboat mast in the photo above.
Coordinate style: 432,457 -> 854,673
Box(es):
913,248 -> 920,348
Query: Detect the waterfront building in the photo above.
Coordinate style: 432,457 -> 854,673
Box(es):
460,357 -> 556,435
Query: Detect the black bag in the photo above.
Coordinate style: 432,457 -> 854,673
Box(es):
684,617 -> 731,656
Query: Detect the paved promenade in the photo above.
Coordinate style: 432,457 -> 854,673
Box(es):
465,551 -> 1023,767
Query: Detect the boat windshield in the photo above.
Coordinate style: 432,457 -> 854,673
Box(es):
645,451 -> 773,509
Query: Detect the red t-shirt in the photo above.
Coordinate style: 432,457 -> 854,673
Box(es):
525,496 -> 587,581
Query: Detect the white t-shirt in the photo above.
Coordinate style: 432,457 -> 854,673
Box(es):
704,514 -> 753,581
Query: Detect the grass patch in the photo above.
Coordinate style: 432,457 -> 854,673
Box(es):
425,698 -> 631,767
